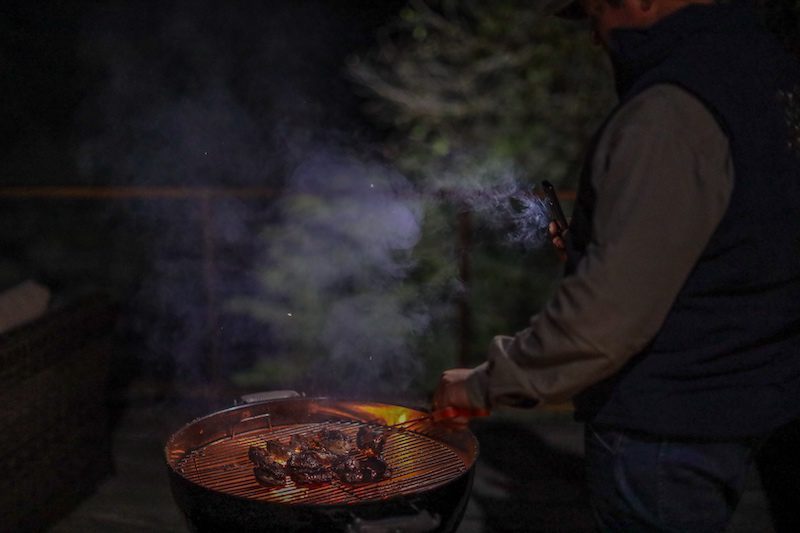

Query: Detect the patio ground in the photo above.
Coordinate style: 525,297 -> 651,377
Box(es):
50,385 -> 775,532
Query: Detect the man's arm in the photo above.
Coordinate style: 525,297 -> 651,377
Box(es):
442,84 -> 734,410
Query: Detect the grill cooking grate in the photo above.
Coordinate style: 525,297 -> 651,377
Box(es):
173,420 -> 467,505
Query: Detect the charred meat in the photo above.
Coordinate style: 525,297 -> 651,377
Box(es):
290,467 -> 334,485
334,455 -> 391,484
290,430 -> 351,465
356,426 -> 387,456
264,439 -> 291,466
288,450 -> 327,471
248,446 -> 271,469
253,464 -> 286,487
248,446 -> 286,487
289,434 -> 312,454
313,429 -> 352,456
310,448 -> 340,467
250,427 -> 393,488
333,455 -> 363,484
287,450 -> 333,485
360,456 -> 391,482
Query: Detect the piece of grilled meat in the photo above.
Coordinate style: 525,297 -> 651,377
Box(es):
313,429 -> 352,456
333,455 -> 363,484
356,426 -> 387,456
287,450 -> 333,485
248,446 -> 273,468
290,468 -> 334,485
254,464 -> 286,487
248,446 -> 286,487
289,434 -> 312,454
361,456 -> 391,481
263,439 -> 292,466
288,449 -> 327,470
334,455 -> 391,484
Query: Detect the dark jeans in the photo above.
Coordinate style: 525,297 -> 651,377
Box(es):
584,423 -> 761,532
756,417 -> 800,533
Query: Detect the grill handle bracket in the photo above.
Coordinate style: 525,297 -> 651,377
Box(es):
237,390 -> 302,405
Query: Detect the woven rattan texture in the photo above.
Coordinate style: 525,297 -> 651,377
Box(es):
0,295 -> 116,532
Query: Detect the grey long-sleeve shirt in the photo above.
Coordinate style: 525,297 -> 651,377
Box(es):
466,84 -> 734,409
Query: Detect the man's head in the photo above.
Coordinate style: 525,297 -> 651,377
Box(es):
553,0 -> 716,48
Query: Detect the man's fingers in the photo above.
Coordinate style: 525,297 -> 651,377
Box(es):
439,416 -> 469,428
549,221 -> 570,262
434,369 -> 473,410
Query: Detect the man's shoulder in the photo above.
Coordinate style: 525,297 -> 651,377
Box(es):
618,84 -> 705,122
607,83 -> 726,146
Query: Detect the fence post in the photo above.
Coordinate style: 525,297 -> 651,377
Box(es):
200,191 -> 222,390
457,210 -> 472,367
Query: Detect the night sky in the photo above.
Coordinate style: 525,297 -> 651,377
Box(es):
2,1 -> 407,185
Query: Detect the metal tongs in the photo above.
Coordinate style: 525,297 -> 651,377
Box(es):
388,407 -> 490,429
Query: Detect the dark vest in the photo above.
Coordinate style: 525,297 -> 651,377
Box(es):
569,0 -> 800,438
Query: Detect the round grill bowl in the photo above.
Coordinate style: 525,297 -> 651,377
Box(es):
164,397 -> 479,532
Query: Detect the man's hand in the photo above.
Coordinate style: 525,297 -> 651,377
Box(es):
549,221 -> 568,261
433,368 -> 477,425
433,367 -> 474,408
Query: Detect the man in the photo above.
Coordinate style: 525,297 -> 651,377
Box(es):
434,0 -> 800,530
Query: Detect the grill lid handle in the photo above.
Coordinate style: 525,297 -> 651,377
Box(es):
237,390 -> 301,405
346,510 -> 441,533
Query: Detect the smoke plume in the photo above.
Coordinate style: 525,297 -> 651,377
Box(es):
75,1 -> 553,402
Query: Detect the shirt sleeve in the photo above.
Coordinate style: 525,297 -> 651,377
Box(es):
466,84 -> 734,409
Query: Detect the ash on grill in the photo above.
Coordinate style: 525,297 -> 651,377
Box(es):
248,428 -> 391,488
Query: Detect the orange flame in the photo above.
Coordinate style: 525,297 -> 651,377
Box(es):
309,402 -> 422,426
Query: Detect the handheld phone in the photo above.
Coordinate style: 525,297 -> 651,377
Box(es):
542,181 -> 569,233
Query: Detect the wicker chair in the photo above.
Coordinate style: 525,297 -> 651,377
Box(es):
0,293 -> 117,532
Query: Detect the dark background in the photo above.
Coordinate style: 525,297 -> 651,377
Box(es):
2,1 -> 407,184
0,0 -> 410,396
